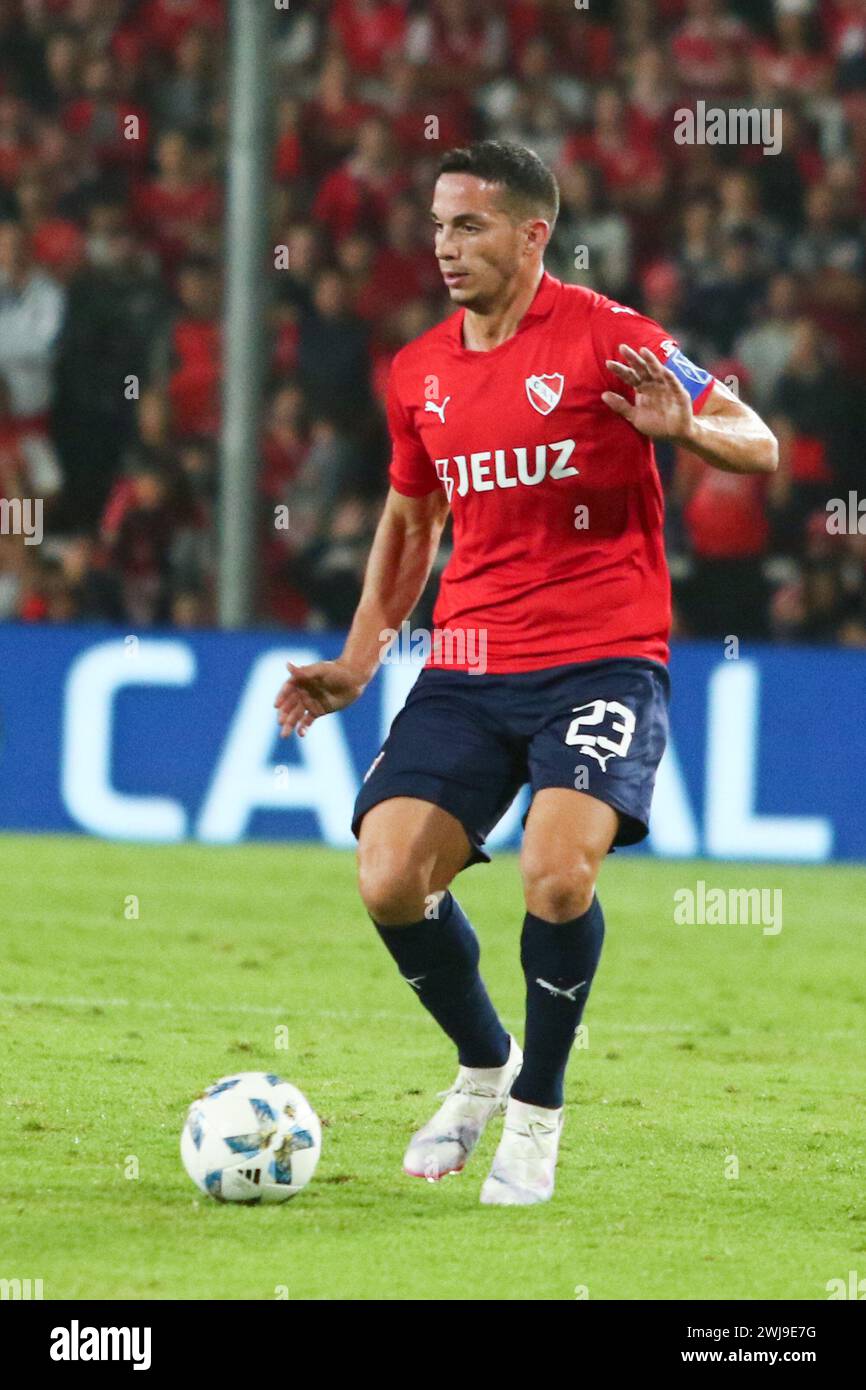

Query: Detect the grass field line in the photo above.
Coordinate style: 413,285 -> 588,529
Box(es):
9,989 -> 861,1038
3,873 -> 319,898
0,989 -> 358,1019
0,988 -> 711,1032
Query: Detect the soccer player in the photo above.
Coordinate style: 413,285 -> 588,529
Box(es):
274,141 -> 778,1205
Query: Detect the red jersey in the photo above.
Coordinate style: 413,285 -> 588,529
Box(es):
387,270 -> 716,673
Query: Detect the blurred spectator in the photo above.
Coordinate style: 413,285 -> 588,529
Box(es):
770,317 -> 866,544
40,28 -> 83,117
312,114 -> 411,246
274,417 -> 373,629
0,529 -> 28,619
354,194 -> 439,326
101,459 -> 175,625
131,128 -> 220,273
828,0 -> 866,92
0,217 -> 65,425
125,0 -> 225,64
61,51 -> 150,173
771,511 -> 865,644
716,169 -> 782,274
152,24 -> 218,133
156,253 -> 221,439
260,382 -> 307,503
29,116 -> 91,209
302,493 -> 378,627
14,170 -> 85,280
549,162 -> 632,296
479,34 -> 584,168
671,0 -> 751,95
335,230 -> 377,314
119,387 -> 177,477
563,85 -> 666,215
0,372 -> 62,502
273,0 -> 323,70
56,535 -> 124,623
376,53 -> 473,158
0,5 -> 51,106
743,106 -> 821,235
369,294 -> 439,402
301,49 -> 378,181
273,96 -> 304,185
53,209 -> 167,529
170,438 -> 214,600
684,229 -> 767,354
404,0 -> 508,92
640,261 -> 692,350
0,94 -> 36,190
297,268 -> 373,430
274,220 -> 323,318
330,0 -> 408,78
751,7 -> 831,101
480,35 -> 587,132
17,553 -> 72,622
733,272 -> 799,412
170,586 -> 210,627
789,180 -> 866,303
626,44 -> 675,148
676,196 -> 719,289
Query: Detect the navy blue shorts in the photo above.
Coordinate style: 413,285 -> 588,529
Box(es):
352,657 -> 670,868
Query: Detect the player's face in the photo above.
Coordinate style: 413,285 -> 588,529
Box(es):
431,174 -> 529,311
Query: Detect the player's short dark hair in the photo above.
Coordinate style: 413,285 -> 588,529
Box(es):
437,140 -> 559,232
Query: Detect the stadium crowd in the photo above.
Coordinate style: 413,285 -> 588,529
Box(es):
1,0 -> 866,643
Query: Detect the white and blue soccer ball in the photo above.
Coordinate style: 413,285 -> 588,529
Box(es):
181,1072 -> 321,1204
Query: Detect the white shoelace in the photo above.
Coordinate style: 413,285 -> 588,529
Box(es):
436,1076 -> 502,1103
489,1118 -> 559,1190
521,1116 -> 559,1154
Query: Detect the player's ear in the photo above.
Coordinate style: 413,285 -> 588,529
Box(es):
525,217 -> 549,253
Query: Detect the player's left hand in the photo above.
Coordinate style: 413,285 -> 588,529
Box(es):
602,344 -> 694,443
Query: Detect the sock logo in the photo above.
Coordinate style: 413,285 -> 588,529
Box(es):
403,975 -> 426,991
535,977 -> 586,1001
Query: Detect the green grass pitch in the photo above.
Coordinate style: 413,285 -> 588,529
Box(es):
1,833 -> 863,1301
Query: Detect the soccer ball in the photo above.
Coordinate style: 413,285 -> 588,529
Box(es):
181,1071 -> 321,1204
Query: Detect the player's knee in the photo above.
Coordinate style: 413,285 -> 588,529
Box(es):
521,853 -> 598,922
357,849 -> 429,926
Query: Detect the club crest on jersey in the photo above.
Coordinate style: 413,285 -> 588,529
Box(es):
525,373 -> 564,416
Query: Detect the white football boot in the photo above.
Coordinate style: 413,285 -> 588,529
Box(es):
479,1097 -> 564,1205
403,1036 -> 523,1181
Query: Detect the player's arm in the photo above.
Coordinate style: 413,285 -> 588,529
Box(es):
341,485 -> 448,682
274,486 -> 448,738
603,343 -> 778,475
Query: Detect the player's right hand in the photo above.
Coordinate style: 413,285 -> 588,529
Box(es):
273,659 -> 367,739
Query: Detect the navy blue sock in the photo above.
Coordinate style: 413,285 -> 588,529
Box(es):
511,896 -> 605,1109
374,892 -> 511,1069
